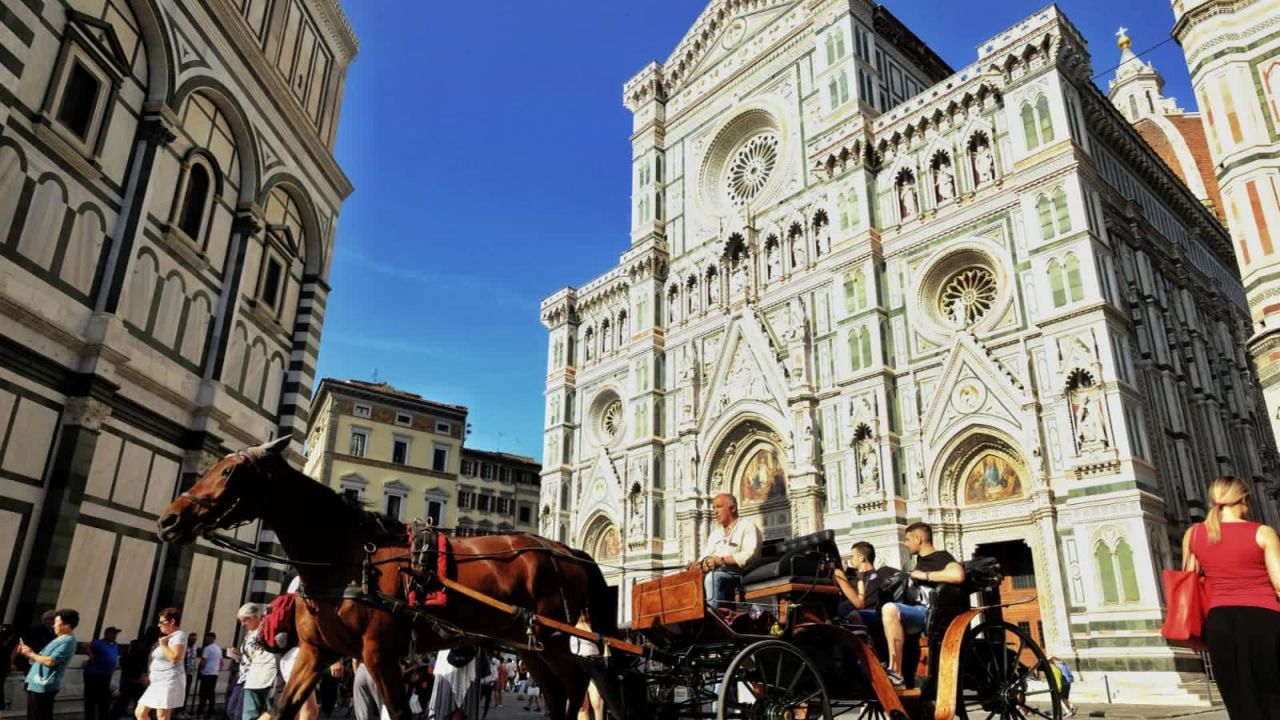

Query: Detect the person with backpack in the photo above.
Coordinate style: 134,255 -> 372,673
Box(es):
1047,657 -> 1077,717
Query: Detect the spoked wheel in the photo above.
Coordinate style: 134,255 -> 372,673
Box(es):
956,621 -> 1061,720
716,639 -> 833,720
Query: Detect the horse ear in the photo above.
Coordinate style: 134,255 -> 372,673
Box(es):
262,435 -> 292,456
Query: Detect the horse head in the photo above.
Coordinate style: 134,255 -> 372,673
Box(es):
157,435 -> 291,543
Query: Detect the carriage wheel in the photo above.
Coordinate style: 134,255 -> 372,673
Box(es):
716,640 -> 833,720
955,621 -> 1061,720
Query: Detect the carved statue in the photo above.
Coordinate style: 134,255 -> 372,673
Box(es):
975,144 -> 995,183
792,235 -> 807,268
784,296 -> 809,342
859,441 -> 880,493
688,281 -> 699,315
767,243 -> 781,279
911,467 -> 925,500
1076,391 -> 1108,448
732,260 -> 746,297
629,489 -> 645,542
936,163 -> 956,201
900,181 -> 919,218
950,296 -> 969,328
708,273 -> 720,305
668,291 -> 679,324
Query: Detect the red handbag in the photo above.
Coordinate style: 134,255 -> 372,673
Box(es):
1161,529 -> 1210,650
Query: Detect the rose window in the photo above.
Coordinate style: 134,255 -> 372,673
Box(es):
601,400 -> 623,442
939,268 -> 998,327
726,132 -> 779,206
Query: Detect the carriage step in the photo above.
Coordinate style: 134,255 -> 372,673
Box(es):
894,688 -> 922,699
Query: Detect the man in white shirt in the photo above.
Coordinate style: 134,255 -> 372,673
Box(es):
693,493 -> 762,608
196,633 -> 222,718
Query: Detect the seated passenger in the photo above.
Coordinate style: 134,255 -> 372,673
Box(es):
690,493 -> 761,609
832,541 -> 898,626
882,522 -> 964,688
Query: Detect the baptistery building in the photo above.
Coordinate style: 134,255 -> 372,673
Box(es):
540,0 -> 1280,701
0,0 -> 355,656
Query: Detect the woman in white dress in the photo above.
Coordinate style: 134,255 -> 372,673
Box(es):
136,607 -> 187,720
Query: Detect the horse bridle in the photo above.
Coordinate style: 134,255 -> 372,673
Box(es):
180,451 -> 251,536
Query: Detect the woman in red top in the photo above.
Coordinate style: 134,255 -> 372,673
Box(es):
1181,476 -> 1280,720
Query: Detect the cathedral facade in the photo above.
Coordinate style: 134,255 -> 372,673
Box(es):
540,0 -> 1279,700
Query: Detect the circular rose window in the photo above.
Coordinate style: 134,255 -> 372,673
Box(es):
726,132 -> 779,207
600,400 -> 623,442
938,267 -> 998,327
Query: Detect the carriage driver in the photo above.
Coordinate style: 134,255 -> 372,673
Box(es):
881,522 -> 965,688
691,493 -> 762,609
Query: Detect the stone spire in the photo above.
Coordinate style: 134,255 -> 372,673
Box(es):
1107,27 -> 1182,122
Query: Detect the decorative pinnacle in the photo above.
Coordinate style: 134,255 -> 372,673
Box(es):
1115,26 -> 1131,51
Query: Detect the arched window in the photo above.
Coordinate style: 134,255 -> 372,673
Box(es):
1036,195 -> 1054,240
848,331 -> 861,371
1052,187 -> 1071,233
1022,103 -> 1039,150
1127,94 -> 1138,119
843,272 -> 857,314
638,196 -> 649,223
859,327 -> 872,367
1036,95 -> 1054,143
838,193 -> 849,230
177,163 -> 211,240
1095,541 -> 1119,604
1048,260 -> 1066,308
845,190 -> 859,228
1065,253 -> 1084,302
654,192 -> 663,221
1116,539 -> 1141,603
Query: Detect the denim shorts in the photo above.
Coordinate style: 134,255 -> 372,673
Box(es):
887,602 -> 928,634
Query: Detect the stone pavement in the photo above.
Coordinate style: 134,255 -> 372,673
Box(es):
475,701 -> 1231,719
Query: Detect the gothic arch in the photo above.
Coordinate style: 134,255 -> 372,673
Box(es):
170,77 -> 260,201
579,512 -> 622,565
929,426 -> 1028,508
699,408 -> 788,495
259,174 -> 327,276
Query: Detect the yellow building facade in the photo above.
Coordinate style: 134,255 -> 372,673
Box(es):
305,379 -> 468,527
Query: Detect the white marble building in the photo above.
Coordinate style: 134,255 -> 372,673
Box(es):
540,0 -> 1279,701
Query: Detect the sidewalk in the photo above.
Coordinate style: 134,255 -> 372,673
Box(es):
1066,704 -> 1227,720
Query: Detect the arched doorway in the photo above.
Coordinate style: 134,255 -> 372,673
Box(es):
709,419 -> 791,540
935,432 -> 1052,652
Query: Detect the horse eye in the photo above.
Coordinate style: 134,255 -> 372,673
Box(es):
221,466 -> 233,477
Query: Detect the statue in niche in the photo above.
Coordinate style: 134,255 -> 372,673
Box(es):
668,291 -> 679,324
858,440 -> 880,494
911,467 -> 925,500
708,273 -> 720,305
900,180 -> 919,218
732,258 -> 746,297
792,235 -> 807,269
975,143 -> 995,184
795,414 -> 815,465
784,296 -> 809,343
767,243 -> 781,279
680,345 -> 699,422
936,162 -> 956,201
629,491 -> 645,544
688,281 -> 699,315
1075,391 -> 1108,448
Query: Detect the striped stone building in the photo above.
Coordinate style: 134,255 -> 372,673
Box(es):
0,0 -> 356,654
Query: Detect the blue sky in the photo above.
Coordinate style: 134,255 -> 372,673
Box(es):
317,1 -> 1196,460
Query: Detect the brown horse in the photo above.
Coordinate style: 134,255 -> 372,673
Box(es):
157,437 -> 613,720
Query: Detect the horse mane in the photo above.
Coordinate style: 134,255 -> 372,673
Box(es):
267,454 -> 407,546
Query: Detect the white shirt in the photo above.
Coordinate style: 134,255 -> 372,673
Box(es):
239,629 -> 278,690
200,643 -> 223,675
703,518 -> 762,569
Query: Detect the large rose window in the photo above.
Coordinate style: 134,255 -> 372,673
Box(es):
938,267 -> 998,327
600,400 -> 623,443
725,132 -> 779,207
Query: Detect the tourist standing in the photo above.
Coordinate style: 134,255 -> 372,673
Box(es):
493,657 -> 507,708
16,608 -> 80,720
1181,476 -> 1280,720
136,608 -> 189,720
84,626 -> 121,720
1048,656 -> 1077,718
197,633 -> 223,718
114,634 -> 156,720
234,604 -> 278,720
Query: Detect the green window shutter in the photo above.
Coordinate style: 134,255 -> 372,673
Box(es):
1116,539 -> 1141,603
1049,260 -> 1066,308
1037,196 -> 1055,240
1037,95 -> 1054,143
1095,542 -> 1120,604
1022,104 -> 1038,150
1053,188 -> 1071,234
1066,253 -> 1084,303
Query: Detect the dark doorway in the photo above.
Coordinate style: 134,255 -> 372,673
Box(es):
974,540 -> 1044,658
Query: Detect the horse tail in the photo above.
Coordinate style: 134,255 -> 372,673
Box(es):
570,548 -> 617,636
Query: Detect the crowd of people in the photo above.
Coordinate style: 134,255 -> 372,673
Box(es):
5,476 -> 1277,720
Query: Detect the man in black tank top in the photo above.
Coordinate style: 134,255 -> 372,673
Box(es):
881,522 -> 965,688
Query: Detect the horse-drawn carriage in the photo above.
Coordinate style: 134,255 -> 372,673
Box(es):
157,438 -> 1061,720
583,529 -> 1062,719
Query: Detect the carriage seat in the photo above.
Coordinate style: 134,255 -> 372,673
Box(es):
740,529 -> 841,592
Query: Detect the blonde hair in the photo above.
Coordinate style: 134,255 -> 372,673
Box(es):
1204,476 -> 1249,544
